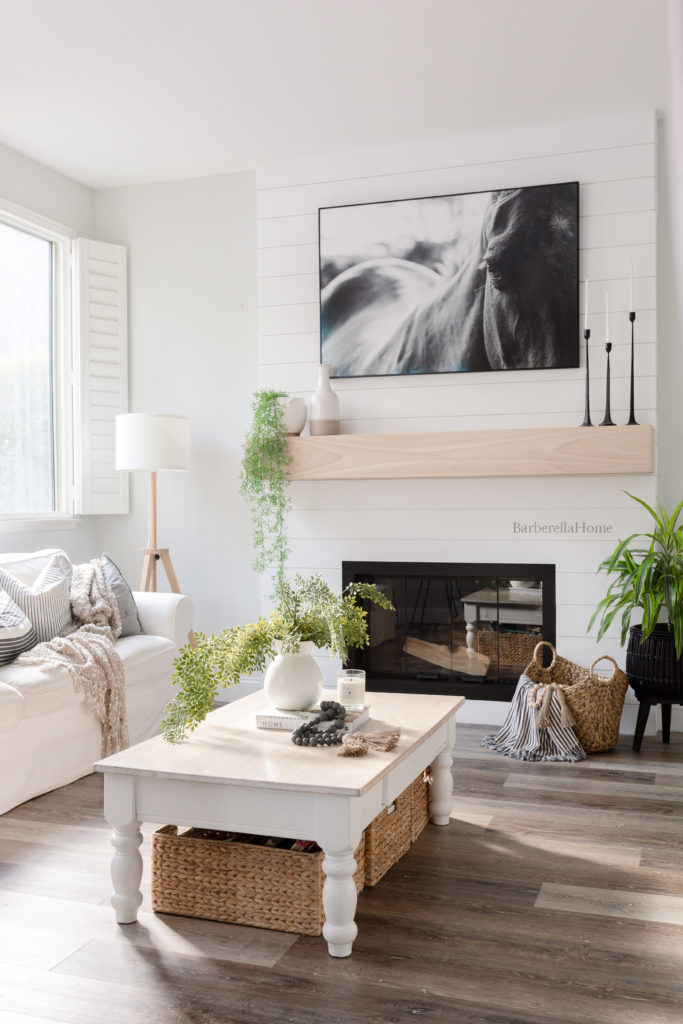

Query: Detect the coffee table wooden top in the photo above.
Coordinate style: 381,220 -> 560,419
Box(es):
95,689 -> 465,797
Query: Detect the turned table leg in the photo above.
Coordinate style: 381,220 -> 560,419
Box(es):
111,823 -> 143,923
103,774 -> 143,924
321,847 -> 358,957
430,744 -> 454,825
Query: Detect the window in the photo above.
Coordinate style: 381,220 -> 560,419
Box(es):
0,201 -> 128,522
0,207 -> 72,518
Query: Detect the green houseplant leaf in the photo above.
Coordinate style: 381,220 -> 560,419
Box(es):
588,492 -> 683,658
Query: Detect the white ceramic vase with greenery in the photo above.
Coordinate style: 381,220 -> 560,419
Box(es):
263,639 -> 323,711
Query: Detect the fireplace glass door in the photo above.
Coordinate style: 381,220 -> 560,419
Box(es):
343,561 -> 555,700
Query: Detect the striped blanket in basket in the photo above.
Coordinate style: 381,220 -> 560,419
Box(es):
482,674 -> 586,762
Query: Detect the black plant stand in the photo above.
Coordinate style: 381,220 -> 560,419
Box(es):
631,692 -> 682,752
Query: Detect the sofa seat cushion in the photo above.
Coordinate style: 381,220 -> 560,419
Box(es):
0,634 -> 176,719
115,634 -> 175,672
0,680 -> 24,732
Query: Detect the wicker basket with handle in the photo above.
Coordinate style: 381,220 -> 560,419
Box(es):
524,641 -> 629,753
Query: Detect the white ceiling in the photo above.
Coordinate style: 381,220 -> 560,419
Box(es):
0,0 -> 669,190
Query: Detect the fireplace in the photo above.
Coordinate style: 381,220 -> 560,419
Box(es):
343,561 -> 556,701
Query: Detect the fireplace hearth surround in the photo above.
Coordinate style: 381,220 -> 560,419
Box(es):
343,561 -> 556,701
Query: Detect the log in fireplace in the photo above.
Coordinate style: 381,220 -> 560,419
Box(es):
343,561 -> 556,701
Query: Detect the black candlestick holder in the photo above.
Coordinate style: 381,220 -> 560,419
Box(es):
581,328 -> 592,426
600,342 -> 615,426
627,311 -> 638,425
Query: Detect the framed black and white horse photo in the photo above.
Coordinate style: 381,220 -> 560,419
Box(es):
319,181 -> 579,378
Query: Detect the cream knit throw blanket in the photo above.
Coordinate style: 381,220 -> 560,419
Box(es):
17,561 -> 129,756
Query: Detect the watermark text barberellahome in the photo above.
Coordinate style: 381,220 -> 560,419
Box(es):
513,520 -> 614,535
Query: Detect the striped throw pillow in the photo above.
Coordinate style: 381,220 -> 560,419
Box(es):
0,553 -> 72,644
0,590 -> 38,664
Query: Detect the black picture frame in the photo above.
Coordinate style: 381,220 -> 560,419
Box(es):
319,181 -> 579,379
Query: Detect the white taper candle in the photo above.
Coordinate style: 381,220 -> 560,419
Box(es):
605,291 -> 610,342
584,278 -> 589,329
628,259 -> 634,311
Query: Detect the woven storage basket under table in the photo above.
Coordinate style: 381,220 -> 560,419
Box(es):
524,641 -> 629,754
152,827 -> 365,936
407,770 -> 430,843
365,772 -> 430,886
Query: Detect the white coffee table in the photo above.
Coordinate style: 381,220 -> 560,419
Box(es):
95,689 -> 464,957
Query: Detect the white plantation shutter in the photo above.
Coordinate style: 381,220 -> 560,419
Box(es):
72,238 -> 129,514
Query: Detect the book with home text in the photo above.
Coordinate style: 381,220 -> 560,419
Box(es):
255,704 -> 370,733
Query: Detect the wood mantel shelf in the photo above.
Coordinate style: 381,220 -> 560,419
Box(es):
287,424 -> 654,480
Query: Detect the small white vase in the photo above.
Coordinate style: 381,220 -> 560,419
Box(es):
278,396 -> 307,436
309,364 -> 340,436
264,640 -> 323,711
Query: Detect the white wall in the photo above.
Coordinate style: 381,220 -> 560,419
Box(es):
0,141 -> 100,562
256,111 -> 664,730
93,172 -> 260,634
657,0 -> 683,509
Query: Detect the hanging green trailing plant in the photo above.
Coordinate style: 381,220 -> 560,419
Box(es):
239,389 -> 291,582
588,492 -> 683,657
161,574 -> 394,742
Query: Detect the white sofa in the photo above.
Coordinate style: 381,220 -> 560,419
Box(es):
0,550 -> 193,816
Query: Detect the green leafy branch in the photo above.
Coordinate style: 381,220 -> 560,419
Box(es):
162,619 -> 276,743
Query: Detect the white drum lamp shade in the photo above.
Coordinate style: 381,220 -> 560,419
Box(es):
115,414 -> 190,472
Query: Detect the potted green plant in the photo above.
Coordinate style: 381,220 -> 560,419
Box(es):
162,574 -> 393,742
588,492 -> 683,700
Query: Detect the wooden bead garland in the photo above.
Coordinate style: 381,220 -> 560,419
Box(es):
291,700 -> 347,747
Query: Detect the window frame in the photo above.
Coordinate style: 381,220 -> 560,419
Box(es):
0,197 -> 77,528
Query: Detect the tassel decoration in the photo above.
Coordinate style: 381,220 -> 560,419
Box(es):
338,727 -> 401,757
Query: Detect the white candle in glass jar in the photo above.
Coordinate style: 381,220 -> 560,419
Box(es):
337,669 -> 366,709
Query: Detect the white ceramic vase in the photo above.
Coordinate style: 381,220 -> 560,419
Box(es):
263,640 -> 323,711
278,396 -> 307,436
309,364 -> 340,436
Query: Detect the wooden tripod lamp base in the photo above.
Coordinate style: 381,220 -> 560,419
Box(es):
138,548 -> 182,594
139,546 -> 195,646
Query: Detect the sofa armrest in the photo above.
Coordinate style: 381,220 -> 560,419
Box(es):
132,592 -> 194,647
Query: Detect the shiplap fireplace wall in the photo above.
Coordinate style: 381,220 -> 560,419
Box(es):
256,111 -> 659,729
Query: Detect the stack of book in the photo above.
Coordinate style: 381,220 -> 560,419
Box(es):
256,704 -> 370,733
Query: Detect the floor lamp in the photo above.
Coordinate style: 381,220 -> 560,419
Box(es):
115,413 -> 191,594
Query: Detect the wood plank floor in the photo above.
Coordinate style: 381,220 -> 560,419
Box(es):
1,724 -> 682,1024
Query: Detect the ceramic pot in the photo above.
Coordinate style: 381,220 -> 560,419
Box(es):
278,396 -> 307,436
264,640 -> 323,711
309,364 -> 340,436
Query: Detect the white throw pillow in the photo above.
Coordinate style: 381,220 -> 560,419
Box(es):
0,553 -> 72,643
0,549 -> 67,586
